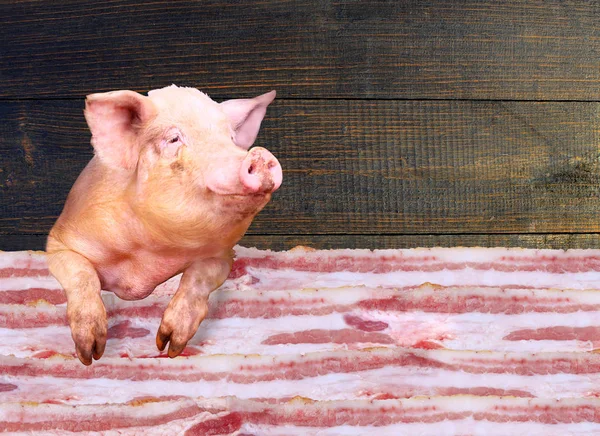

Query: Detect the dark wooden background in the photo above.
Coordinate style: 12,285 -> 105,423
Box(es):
2,0 -> 600,251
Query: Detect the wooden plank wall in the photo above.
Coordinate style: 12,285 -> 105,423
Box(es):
1,0 -> 600,251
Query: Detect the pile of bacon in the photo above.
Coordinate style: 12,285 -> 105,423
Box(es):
2,246 -> 600,434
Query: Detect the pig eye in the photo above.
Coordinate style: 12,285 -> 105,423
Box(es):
159,129 -> 184,158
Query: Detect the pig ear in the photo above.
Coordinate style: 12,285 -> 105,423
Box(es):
84,90 -> 157,169
220,90 -> 276,150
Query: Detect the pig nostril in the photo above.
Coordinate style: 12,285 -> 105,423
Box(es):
267,161 -> 276,169
248,164 -> 255,174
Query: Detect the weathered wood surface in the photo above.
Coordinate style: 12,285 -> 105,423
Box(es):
2,99 -> 600,247
1,1 -> 600,251
1,0 -> 599,100
5,234 -> 600,253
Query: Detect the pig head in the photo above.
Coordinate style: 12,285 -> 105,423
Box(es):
46,85 -> 282,365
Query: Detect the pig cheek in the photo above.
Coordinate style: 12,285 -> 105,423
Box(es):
139,161 -> 194,210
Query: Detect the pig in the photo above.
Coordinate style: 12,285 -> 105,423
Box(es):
46,85 -> 282,365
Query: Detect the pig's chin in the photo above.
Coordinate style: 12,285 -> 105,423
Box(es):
208,185 -> 267,198
208,184 -> 271,219
206,180 -> 271,199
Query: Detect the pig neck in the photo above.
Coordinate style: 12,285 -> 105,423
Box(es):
124,181 -> 260,255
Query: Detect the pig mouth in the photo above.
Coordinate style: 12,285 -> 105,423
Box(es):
207,184 -> 273,198
219,191 -> 272,201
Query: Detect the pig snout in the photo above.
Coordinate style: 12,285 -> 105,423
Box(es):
239,147 -> 282,193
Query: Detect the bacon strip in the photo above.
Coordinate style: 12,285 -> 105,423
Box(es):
2,349 -> 600,405
0,250 -> 49,278
233,246 -> 600,273
230,246 -> 600,291
7,284 -> 600,315
0,397 -> 216,434
3,284 -> 600,358
3,396 -> 600,435
6,246 -> 600,296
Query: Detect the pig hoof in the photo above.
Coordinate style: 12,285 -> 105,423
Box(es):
156,298 -> 208,358
67,295 -> 107,365
156,326 -> 188,358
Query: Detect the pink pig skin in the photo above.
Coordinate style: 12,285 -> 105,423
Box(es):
46,85 -> 282,365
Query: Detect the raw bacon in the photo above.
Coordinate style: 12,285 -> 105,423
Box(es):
2,397 -> 600,435
3,349 -> 600,405
2,246 -> 600,434
3,285 -> 600,358
229,246 -> 600,291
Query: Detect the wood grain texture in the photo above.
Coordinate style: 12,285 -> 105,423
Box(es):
2,99 -> 600,237
1,0 -> 599,100
2,234 -> 600,252
240,234 -> 600,250
0,101 -> 90,237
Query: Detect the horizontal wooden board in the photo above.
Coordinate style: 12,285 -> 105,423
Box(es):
2,234 -> 600,252
2,0 -> 600,100
2,99 -> 600,237
242,234 -> 600,250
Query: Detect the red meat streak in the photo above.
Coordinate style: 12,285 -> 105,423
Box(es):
504,326 -> 600,341
107,320 -> 150,340
0,267 -> 50,278
357,295 -> 600,315
0,288 -> 65,305
261,329 -> 395,345
0,383 -> 17,392
343,314 -> 389,332
185,412 -> 243,435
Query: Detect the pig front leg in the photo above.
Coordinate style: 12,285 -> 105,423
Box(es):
156,257 -> 232,357
46,247 -> 107,365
